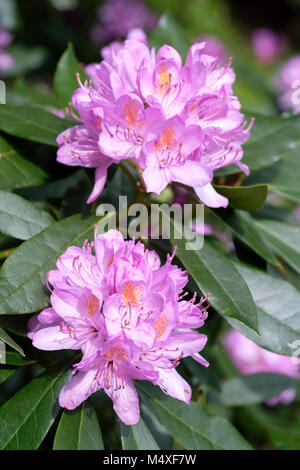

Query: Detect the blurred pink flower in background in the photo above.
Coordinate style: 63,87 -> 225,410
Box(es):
277,54 -> 300,114
294,206 -> 300,223
197,35 -> 228,63
251,28 -> 287,64
91,0 -> 158,44
0,26 -> 14,74
223,329 -> 300,406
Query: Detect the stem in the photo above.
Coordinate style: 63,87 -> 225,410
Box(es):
118,161 -> 138,191
0,247 -> 16,260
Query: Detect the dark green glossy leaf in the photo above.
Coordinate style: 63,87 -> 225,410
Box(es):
0,368 -> 16,384
217,112 -> 300,175
213,184 -> 268,211
13,78 -> 59,108
0,361 -> 72,449
0,105 -> 71,146
0,135 -> 48,190
0,213 -> 102,314
53,401 -> 104,450
0,191 -> 54,240
54,43 -> 87,109
0,327 -> 24,356
246,135 -> 300,203
4,351 -> 36,366
161,207 -> 258,332
211,373 -> 299,406
268,426 -> 300,450
15,170 -> 86,201
210,208 -> 278,265
138,383 -> 252,450
121,417 -> 160,450
255,219 -> 300,274
228,262 -> 300,355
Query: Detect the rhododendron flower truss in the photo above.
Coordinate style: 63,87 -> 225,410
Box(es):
57,31 -> 253,208
28,230 -> 209,425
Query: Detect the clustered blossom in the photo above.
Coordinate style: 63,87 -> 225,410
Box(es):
28,229 -> 209,425
57,29 -> 252,208
277,54 -> 300,114
223,329 -> 300,406
91,0 -> 158,44
0,27 -> 13,74
251,28 -> 287,64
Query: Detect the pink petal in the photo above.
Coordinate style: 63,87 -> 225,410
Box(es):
194,183 -> 228,208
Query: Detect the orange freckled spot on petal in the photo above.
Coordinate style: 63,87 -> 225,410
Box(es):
121,281 -> 143,305
123,99 -> 139,126
160,124 -> 176,148
157,64 -> 172,96
155,313 -> 168,339
95,116 -> 102,132
85,293 -> 100,316
189,103 -> 198,113
104,342 -> 127,361
107,254 -> 114,269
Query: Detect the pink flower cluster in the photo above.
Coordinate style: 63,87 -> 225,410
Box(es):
223,329 -> 300,406
28,229 -> 209,425
57,30 -> 252,208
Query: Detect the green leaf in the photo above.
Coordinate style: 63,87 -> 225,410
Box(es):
0,105 -> 71,146
213,184 -> 268,211
0,213 -> 106,314
53,401 -> 104,450
0,135 -> 48,190
0,327 -> 24,356
161,207 -> 258,332
121,417 -> 160,450
245,132 -> 300,203
13,78 -> 59,108
228,262 -> 300,355
54,43 -> 87,109
16,170 -> 85,201
217,112 -> 300,175
268,425 -> 300,450
212,373 -> 299,406
210,208 -> 278,265
138,383 -> 252,450
0,368 -> 16,385
0,191 -> 54,240
4,351 -> 36,366
0,361 -> 72,450
255,219 -> 300,275
150,13 -> 190,60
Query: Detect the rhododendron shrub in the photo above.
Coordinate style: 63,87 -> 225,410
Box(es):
0,4 -> 299,452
